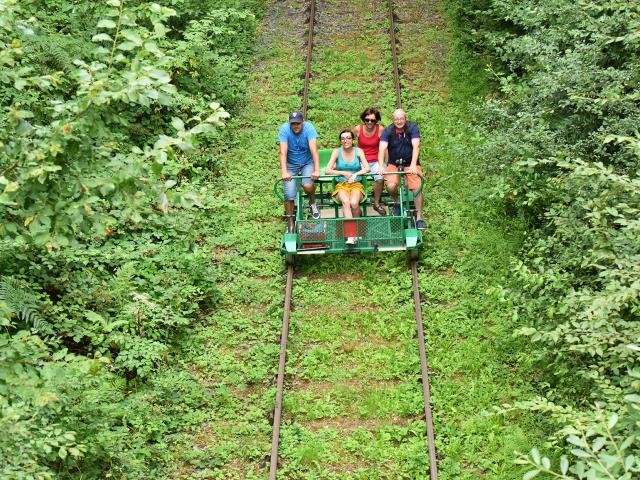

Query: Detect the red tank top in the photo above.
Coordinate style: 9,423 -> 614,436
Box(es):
358,124 -> 380,163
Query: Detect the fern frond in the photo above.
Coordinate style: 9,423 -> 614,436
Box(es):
0,276 -> 44,331
23,31 -> 90,74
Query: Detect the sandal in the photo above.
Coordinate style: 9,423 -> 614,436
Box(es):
373,204 -> 387,216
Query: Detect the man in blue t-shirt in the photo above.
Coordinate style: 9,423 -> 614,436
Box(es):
278,111 -> 320,229
377,108 -> 426,230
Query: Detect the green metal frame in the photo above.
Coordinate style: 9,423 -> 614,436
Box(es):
275,161 -> 425,256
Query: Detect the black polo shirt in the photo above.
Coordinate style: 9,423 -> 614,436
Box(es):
380,121 -> 421,166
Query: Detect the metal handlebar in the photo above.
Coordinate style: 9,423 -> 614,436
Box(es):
273,171 -> 426,202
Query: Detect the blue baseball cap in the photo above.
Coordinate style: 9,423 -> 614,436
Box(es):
289,111 -> 304,123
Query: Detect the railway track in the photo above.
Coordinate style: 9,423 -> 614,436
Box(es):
269,1 -> 438,478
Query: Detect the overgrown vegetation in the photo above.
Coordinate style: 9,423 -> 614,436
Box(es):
445,0 -> 640,477
0,0 -> 262,477
6,0 -> 634,477
166,0 -> 550,477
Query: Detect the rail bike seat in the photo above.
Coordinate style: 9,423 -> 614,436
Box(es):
318,148 -> 333,181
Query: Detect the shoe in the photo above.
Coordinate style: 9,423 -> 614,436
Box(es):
308,203 -> 320,219
373,204 -> 387,216
416,219 -> 427,230
391,203 -> 401,216
345,236 -> 357,245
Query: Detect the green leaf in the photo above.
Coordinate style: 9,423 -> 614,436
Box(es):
99,182 -> 116,196
560,456 -> 569,474
531,448 -> 540,465
607,413 -> 618,430
69,447 -> 82,457
625,455 -> 635,470
523,470 -> 540,480
571,449 -> 591,459
121,30 -> 143,46
92,33 -> 113,42
16,120 -> 33,135
592,437 -> 606,452
171,117 -> 184,131
52,349 -> 68,361
97,19 -> 117,29
117,41 -> 137,51
85,311 -> 105,324
4,182 -> 19,193
144,41 -> 160,54
567,435 -> 586,448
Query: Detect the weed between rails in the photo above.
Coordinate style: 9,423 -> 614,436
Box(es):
168,0 -> 550,478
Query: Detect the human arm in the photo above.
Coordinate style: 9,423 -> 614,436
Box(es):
407,137 -> 421,175
358,149 -> 370,174
345,149 -> 370,184
279,142 -> 292,181
377,140 -> 388,175
308,138 -> 320,180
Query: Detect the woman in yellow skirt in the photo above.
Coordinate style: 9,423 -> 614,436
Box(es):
325,129 -> 370,244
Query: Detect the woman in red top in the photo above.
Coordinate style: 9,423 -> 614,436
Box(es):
352,107 -> 386,216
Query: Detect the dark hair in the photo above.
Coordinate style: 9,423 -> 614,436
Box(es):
338,129 -> 354,141
360,107 -> 381,122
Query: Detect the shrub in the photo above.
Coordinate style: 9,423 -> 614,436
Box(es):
445,0 -> 640,477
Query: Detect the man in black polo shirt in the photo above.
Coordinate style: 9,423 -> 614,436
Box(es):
377,108 -> 426,229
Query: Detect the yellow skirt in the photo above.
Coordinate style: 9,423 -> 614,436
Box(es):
332,181 -> 365,199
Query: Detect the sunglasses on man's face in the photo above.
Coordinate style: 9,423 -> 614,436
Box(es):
340,136 -> 353,141
364,118 -> 377,123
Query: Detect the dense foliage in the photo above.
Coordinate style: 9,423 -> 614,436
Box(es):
0,0 -> 262,477
446,0 -> 640,477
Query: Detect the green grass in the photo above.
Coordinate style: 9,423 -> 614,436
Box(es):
165,1 -> 552,478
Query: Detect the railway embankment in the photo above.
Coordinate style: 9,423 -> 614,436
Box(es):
169,0 -> 549,478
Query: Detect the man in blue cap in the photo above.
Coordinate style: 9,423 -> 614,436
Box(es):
278,111 -> 321,230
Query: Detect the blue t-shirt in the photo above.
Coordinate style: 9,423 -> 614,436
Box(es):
278,122 -> 318,166
380,121 -> 421,166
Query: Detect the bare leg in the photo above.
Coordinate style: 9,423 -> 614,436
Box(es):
349,191 -> 362,218
302,183 -> 316,205
284,200 -> 295,233
386,181 -> 399,202
336,191 -> 352,219
373,180 -> 384,206
413,192 -> 423,220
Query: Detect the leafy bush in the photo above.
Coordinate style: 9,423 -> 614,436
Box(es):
0,0 -> 263,476
445,0 -> 640,477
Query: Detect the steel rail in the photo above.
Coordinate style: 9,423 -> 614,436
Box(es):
270,2 -> 438,479
388,0 -> 402,109
301,0 -> 316,117
388,0 -> 439,476
269,264 -> 294,479
269,1 -> 316,477
411,260 -> 439,479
